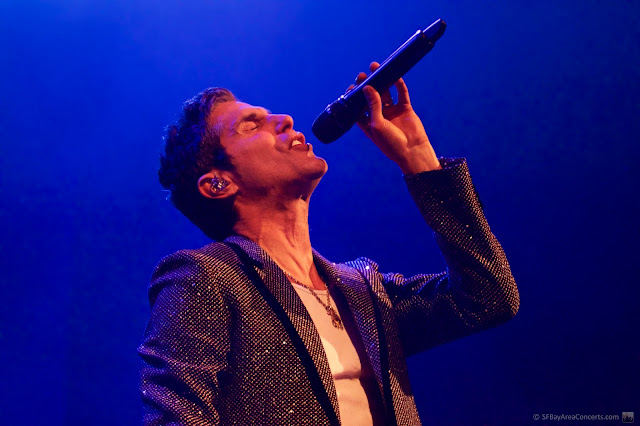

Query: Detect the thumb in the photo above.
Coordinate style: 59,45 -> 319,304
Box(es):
363,85 -> 383,122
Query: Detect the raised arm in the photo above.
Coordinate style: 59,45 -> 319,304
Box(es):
380,158 -> 519,356
353,64 -> 519,356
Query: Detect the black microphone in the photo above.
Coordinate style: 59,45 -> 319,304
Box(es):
312,18 -> 446,144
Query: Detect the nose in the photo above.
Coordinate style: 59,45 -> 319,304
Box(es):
273,114 -> 294,134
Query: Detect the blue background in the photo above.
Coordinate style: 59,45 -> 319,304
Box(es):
1,1 -> 638,424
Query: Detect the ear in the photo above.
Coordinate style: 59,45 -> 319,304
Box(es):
197,171 -> 238,200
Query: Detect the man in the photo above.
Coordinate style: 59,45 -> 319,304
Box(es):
138,63 -> 519,425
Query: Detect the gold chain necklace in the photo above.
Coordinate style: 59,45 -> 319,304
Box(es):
283,270 -> 344,330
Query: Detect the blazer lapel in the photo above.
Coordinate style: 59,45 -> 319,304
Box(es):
224,236 -> 340,423
312,251 -> 386,404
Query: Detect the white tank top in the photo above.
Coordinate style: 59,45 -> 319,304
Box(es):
292,283 -> 383,425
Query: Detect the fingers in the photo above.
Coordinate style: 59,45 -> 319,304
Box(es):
347,72 -> 368,95
362,85 -> 383,122
394,77 -> 411,105
353,61 -> 411,108
368,61 -> 393,107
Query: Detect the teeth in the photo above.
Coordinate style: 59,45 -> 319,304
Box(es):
291,140 -> 303,147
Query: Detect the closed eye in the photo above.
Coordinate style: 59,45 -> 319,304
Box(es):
232,108 -> 270,134
240,121 -> 259,132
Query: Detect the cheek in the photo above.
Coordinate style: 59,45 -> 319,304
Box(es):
226,134 -> 292,182
233,148 -> 286,183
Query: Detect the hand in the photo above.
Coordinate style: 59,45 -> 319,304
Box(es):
349,62 -> 442,174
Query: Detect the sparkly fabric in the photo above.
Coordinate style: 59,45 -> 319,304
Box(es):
138,157 -> 519,425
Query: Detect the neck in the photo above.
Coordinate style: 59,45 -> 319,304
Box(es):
232,195 -> 324,289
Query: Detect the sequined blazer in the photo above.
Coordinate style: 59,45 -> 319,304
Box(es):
138,158 -> 520,425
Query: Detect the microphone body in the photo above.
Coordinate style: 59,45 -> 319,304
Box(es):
312,18 -> 446,144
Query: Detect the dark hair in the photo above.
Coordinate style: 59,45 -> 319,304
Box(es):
159,87 -> 237,240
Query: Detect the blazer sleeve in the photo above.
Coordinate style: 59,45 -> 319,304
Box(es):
138,249 -> 231,425
379,157 -> 519,357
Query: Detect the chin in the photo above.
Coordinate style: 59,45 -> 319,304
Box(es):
293,159 -> 327,199
309,157 -> 328,180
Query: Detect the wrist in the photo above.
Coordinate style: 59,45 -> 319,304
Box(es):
398,146 -> 441,175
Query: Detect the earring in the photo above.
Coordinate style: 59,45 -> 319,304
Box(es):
210,176 -> 229,193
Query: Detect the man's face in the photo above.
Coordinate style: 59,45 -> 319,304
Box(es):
210,100 -> 328,196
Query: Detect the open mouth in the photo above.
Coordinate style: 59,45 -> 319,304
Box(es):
290,132 -> 308,149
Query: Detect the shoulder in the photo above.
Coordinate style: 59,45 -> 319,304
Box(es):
148,242 -> 244,300
340,257 -> 391,294
152,242 -> 239,277
343,257 -> 381,276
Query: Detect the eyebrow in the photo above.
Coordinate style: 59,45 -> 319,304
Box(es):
230,108 -> 271,134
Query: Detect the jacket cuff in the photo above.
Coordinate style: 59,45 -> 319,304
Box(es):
403,157 -> 484,220
403,157 -> 468,192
